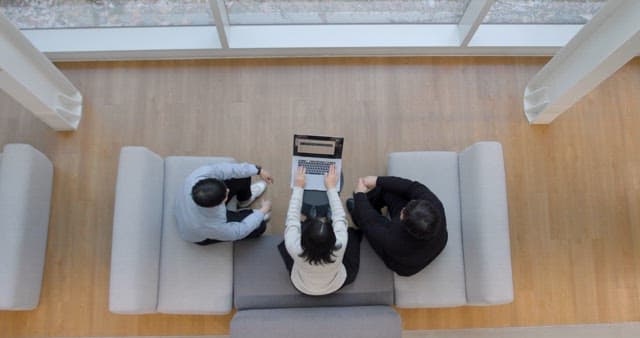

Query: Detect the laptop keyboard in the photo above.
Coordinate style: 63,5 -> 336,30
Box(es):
297,159 -> 336,175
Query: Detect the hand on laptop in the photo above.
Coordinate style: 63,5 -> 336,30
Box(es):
259,168 -> 274,184
324,164 -> 338,189
294,166 -> 306,188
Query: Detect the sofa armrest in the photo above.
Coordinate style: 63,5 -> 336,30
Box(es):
0,144 -> 53,310
109,147 -> 164,314
458,142 -> 513,305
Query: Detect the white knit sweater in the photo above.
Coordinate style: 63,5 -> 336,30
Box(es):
284,187 -> 349,295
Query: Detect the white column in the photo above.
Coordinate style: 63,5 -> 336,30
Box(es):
524,0 -> 640,124
0,12 -> 82,130
458,0 -> 495,46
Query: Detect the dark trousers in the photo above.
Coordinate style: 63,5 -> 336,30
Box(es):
224,177 -> 252,204
195,177 -> 266,245
278,228 -> 363,289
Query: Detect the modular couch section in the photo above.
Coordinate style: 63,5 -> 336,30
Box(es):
157,156 -> 235,314
0,144 -> 53,310
109,147 -> 164,314
234,234 -> 394,310
387,141 -> 513,308
109,147 -> 236,314
388,151 -> 467,308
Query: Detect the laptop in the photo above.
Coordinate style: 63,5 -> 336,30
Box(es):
291,134 -> 344,191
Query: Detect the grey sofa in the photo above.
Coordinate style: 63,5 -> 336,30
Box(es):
109,147 -> 234,314
0,144 -> 53,310
109,141 -> 512,336
388,141 -> 513,308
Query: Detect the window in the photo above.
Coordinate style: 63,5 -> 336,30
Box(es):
0,0 -> 213,29
484,0 -> 606,24
0,0 -> 220,56
0,0 -> 613,58
223,0 -> 471,25
469,0 -> 607,47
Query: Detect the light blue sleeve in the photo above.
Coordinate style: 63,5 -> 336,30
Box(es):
190,162 -> 258,182
198,210 -> 265,241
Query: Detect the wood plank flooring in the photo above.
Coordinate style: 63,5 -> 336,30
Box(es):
0,57 -> 639,336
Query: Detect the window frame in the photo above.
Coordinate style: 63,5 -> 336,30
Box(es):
11,0 -> 595,60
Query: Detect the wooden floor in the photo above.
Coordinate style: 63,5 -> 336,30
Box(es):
0,57 -> 639,337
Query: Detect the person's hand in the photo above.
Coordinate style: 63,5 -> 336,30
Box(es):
324,164 -> 338,189
259,168 -> 274,184
259,200 -> 272,213
363,176 -> 377,189
294,166 -> 306,188
355,177 -> 368,193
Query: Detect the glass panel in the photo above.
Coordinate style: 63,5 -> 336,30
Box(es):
0,0 -> 214,29
484,0 -> 607,24
224,0 -> 472,25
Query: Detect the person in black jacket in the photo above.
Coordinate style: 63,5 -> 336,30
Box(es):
347,176 -> 447,276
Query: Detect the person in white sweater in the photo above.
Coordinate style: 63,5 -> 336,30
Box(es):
277,165 -> 362,296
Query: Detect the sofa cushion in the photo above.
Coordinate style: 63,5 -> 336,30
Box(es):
110,147 -> 164,314
156,156 -> 235,314
234,234 -> 393,310
387,151 -> 467,308
0,144 -> 53,310
230,306 -> 402,338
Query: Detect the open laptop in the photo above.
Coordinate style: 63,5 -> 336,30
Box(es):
291,134 -> 344,191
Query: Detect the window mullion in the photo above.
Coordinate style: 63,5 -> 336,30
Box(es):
209,0 -> 230,49
458,0 -> 495,46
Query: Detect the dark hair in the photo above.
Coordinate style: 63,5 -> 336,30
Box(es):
402,200 -> 439,239
299,217 -> 339,265
191,178 -> 227,207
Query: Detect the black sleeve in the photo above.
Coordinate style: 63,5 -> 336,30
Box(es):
377,176 -> 443,208
351,192 -> 391,251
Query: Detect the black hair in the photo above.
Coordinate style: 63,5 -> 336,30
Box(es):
191,178 -> 227,207
402,200 -> 439,239
299,217 -> 338,265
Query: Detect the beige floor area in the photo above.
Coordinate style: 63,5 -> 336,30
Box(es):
0,57 -> 639,337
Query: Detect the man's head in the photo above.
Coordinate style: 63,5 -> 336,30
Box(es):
299,217 -> 338,265
191,178 -> 227,207
401,200 -> 439,239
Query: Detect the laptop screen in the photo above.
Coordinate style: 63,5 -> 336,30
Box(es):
293,134 -> 343,159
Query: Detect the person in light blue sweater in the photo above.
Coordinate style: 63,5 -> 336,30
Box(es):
175,162 -> 273,244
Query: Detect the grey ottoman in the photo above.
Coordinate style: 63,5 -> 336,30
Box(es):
230,306 -> 401,338
233,234 -> 393,309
